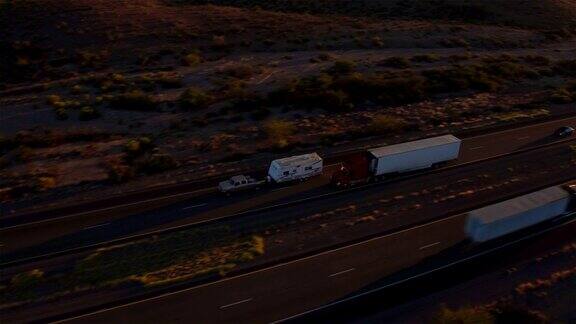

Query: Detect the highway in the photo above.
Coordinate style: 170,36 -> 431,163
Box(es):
38,213 -> 576,324
2,116 -> 576,257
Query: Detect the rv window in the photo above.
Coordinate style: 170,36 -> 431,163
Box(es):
242,180 -> 247,184
283,171 -> 289,176
305,166 -> 312,170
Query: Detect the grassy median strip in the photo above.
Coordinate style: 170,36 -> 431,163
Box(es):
0,227 -> 265,308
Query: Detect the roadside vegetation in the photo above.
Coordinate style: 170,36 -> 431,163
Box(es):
0,227 -> 265,307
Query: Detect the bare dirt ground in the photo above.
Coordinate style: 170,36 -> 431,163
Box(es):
363,239 -> 576,323
1,0 -> 575,211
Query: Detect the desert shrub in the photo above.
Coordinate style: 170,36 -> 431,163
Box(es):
549,88 -> 574,104
79,106 -> 101,121
368,115 -> 406,135
109,91 -> 157,111
36,176 -> 56,190
411,54 -> 440,63
70,84 -> 89,94
484,62 -> 528,79
335,73 -> 428,105
380,56 -> 411,68
179,87 -> 213,110
329,60 -> 356,75
317,53 -> 333,61
11,269 -> 44,289
106,161 -> 135,183
222,63 -> 260,79
439,37 -> 470,48
491,304 -> 548,324
554,59 -> 576,76
140,153 -> 178,174
447,53 -> 472,62
270,74 -> 350,111
46,94 -> 62,106
423,66 -> 501,92
520,55 -> 550,66
181,52 -> 201,67
211,35 -> 229,51
263,119 -> 294,148
250,108 -> 271,121
124,137 -> 154,160
433,305 -> 494,324
54,107 -> 69,120
155,74 -> 184,89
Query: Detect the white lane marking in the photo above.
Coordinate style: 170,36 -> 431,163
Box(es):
182,203 -> 207,210
55,213 -> 576,323
276,215 -> 576,323
84,223 -> 110,230
419,241 -> 441,250
3,188 -> 215,231
517,136 -> 530,140
329,268 -> 356,277
54,214 -> 467,323
219,298 -> 253,310
469,146 -> 484,150
257,71 -> 275,84
272,187 -> 289,192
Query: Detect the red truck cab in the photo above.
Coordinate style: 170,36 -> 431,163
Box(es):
331,152 -> 372,187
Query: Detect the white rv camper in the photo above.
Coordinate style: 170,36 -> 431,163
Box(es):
267,153 -> 323,183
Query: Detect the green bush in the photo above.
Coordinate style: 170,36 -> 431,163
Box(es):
179,87 -> 213,110
109,91 -> 157,111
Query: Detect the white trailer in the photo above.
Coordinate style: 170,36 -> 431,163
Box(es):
367,135 -> 461,177
466,186 -> 571,243
267,153 -> 323,183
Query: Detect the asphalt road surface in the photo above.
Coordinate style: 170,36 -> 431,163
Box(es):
51,215 -> 576,324
2,117 -> 575,256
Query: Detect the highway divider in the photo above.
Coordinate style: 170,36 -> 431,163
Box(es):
2,138 -> 575,268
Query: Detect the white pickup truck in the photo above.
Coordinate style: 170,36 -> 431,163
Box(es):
218,175 -> 266,193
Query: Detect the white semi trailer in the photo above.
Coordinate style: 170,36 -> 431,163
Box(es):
466,186 -> 572,242
367,135 -> 462,177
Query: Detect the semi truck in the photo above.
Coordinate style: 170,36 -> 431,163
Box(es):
465,186 -> 573,243
331,135 -> 462,187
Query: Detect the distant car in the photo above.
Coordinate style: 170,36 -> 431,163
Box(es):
554,126 -> 574,138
